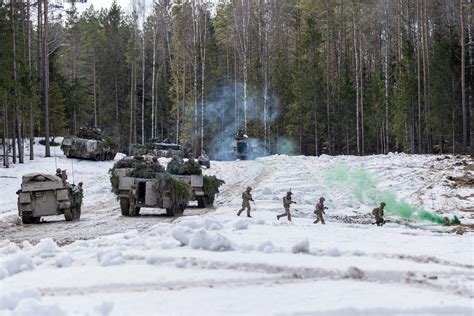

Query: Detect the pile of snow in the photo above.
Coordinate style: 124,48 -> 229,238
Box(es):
0,288 -> 66,316
0,253 -> 34,280
188,229 -> 233,251
291,239 -> 310,254
55,252 -> 73,268
233,219 -> 249,230
97,250 -> 125,266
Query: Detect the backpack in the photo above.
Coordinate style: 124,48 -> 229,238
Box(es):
372,208 -> 378,216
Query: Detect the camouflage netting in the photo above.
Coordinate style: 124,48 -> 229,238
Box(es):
109,158 -> 164,192
77,127 -> 103,140
135,143 -> 155,155
203,175 -> 225,196
169,175 -> 192,202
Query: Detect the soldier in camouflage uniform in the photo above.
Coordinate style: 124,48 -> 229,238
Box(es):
167,155 -> 182,175
372,202 -> 386,226
314,197 -> 327,224
237,186 -> 254,217
277,191 -> 295,221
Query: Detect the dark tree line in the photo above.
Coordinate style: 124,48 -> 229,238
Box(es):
1,0 -> 472,166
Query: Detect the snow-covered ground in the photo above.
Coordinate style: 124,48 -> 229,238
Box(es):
0,140 -> 473,316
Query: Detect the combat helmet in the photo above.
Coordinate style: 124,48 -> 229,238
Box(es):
246,186 -> 252,191
380,202 -> 386,207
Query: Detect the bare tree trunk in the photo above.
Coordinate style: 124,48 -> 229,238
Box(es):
43,0 -> 50,157
360,34 -> 365,155
325,0 -> 332,154
27,0 -> 34,160
460,0 -> 467,152
141,0 -> 146,145
200,10 -> 207,152
3,96 -> 8,167
151,22 -> 157,140
353,17 -> 360,155
129,48 -> 134,155
469,0 -> 473,152
314,95 -> 319,156
192,0 -> 199,153
11,0 -> 24,163
93,52 -> 97,127
416,0 -> 422,154
384,35 -> 389,154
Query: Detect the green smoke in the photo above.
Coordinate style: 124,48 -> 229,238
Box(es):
325,164 -> 460,225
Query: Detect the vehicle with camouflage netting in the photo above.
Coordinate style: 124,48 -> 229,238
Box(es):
110,157 -> 191,216
16,171 -> 83,224
61,126 -> 118,161
135,138 -> 184,158
166,156 -> 224,208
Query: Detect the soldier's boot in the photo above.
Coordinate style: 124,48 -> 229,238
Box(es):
321,218 -> 326,225
288,214 -> 292,222
247,209 -> 252,218
277,214 -> 281,220
313,218 -> 319,224
237,208 -> 244,216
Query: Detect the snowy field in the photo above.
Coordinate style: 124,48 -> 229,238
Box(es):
0,140 -> 473,316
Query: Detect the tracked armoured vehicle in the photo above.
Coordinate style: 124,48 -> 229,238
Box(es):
17,172 -> 83,224
61,127 -> 117,161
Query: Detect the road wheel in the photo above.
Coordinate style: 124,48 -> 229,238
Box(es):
120,198 -> 131,216
133,207 -> 141,216
197,197 -> 205,208
64,208 -> 74,221
21,213 -> 32,224
166,205 -> 176,216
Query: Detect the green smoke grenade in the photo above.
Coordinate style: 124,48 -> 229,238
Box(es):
325,164 -> 460,225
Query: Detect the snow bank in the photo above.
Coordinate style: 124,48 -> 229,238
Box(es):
97,250 -> 125,266
233,219 -> 249,230
10,298 -> 66,316
171,226 -> 193,246
27,238 -> 58,257
93,301 -> 114,316
257,241 -> 274,253
55,252 -> 73,268
188,229 -> 233,251
0,289 -> 41,310
291,239 -> 310,254
178,217 -> 224,231
0,253 -> 34,279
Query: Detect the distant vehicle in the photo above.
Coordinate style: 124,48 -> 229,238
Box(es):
17,172 -> 83,224
135,138 -> 184,158
61,127 -> 117,161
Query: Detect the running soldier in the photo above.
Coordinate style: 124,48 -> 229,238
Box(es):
277,191 -> 296,221
237,187 -> 254,217
314,197 -> 327,224
372,202 -> 386,226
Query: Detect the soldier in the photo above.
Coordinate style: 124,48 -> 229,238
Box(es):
277,191 -> 296,221
167,155 -> 182,175
314,197 -> 327,224
372,202 -> 386,226
55,168 -> 67,183
237,186 -> 254,217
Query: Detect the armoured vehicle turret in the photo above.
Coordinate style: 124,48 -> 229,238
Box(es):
17,171 -> 83,224
135,138 -> 184,158
61,126 -> 118,161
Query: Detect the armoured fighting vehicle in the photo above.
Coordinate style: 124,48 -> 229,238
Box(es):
17,172 -> 83,224
135,138 -> 184,158
61,127 -> 117,161
111,157 -> 190,216
111,156 -> 224,216
167,156 -> 224,207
